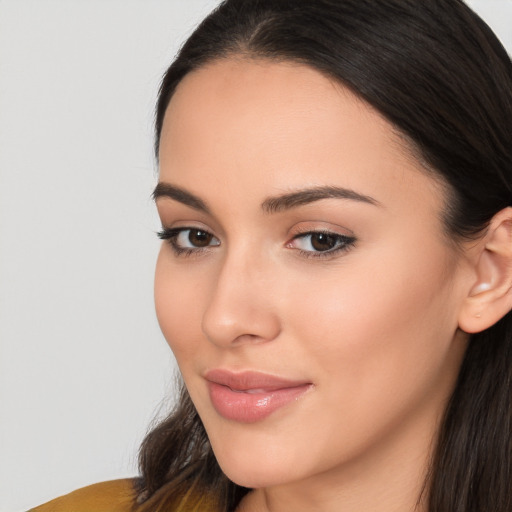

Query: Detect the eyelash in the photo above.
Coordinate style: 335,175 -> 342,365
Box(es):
289,230 -> 356,259
157,227 -> 217,257
156,227 -> 356,259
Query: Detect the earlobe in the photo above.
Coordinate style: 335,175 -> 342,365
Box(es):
458,207 -> 512,334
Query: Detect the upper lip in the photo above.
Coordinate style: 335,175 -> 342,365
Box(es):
204,369 -> 311,392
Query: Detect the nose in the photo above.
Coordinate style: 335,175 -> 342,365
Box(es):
201,250 -> 281,348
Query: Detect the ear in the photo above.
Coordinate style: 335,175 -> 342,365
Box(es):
458,207 -> 512,334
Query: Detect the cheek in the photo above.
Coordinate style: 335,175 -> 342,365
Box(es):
154,250 -> 205,364
285,241 -> 461,423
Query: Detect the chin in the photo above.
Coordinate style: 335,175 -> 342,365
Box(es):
211,441 -> 303,489
219,462 -> 290,489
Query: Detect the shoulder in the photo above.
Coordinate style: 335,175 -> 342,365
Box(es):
28,479 -> 136,512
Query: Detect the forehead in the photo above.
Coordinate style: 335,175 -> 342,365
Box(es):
161,58 -> 395,165
159,58 -> 445,219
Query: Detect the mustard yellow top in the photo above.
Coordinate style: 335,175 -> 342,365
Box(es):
29,479 -> 136,512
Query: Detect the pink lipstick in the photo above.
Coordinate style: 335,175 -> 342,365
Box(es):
205,369 -> 312,423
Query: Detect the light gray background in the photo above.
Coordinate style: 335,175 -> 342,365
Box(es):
0,1 -> 510,511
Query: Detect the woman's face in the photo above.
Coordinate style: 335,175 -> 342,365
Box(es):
154,59 -> 470,490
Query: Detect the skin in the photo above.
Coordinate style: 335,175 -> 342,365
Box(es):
154,58 -> 474,512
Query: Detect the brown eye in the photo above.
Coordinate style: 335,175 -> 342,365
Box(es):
157,227 -> 220,253
289,231 -> 356,256
188,229 -> 214,247
310,233 -> 339,251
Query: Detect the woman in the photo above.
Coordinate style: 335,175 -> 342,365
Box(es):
31,0 -> 512,511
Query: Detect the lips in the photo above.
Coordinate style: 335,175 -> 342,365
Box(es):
205,369 -> 312,423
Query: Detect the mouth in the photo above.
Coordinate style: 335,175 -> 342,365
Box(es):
204,369 -> 312,423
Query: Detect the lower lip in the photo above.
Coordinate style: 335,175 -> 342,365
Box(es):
207,382 -> 311,423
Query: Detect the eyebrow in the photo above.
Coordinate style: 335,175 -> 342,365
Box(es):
152,182 -> 380,214
152,182 -> 210,213
261,185 -> 381,213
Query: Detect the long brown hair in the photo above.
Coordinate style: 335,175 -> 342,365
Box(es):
136,1 -> 512,510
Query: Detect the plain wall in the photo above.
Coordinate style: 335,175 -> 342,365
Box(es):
0,1 -> 510,511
